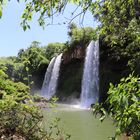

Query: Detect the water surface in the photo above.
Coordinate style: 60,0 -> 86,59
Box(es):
43,104 -> 115,140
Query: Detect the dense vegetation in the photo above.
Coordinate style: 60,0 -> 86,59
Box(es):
94,74 -> 140,139
0,0 -> 140,139
93,0 -> 140,74
0,70 -> 70,140
67,23 -> 97,48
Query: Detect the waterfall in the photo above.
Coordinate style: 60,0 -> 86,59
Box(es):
80,41 -> 99,108
41,57 -> 56,97
41,54 -> 62,99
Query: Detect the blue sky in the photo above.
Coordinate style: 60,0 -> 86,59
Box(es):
0,1 -> 97,57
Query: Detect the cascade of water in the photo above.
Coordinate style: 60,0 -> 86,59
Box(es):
80,41 -> 99,108
46,53 -> 62,99
41,57 -> 56,97
41,53 -> 62,99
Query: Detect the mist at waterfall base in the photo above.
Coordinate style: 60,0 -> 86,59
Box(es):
80,41 -> 99,108
41,40 -> 99,109
41,54 -> 62,99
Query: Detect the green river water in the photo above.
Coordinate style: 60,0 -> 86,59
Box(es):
43,104 -> 115,140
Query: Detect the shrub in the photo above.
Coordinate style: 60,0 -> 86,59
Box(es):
93,74 -> 140,139
0,70 -> 70,140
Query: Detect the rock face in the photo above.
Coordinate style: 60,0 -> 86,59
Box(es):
30,64 -> 48,94
62,46 -> 85,64
56,46 -> 86,102
57,58 -> 84,101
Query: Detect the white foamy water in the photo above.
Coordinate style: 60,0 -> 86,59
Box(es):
41,57 -> 56,97
80,41 -> 99,108
41,54 -> 62,99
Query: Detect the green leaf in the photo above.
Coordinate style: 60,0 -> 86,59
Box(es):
0,8 -> 2,18
23,25 -> 26,31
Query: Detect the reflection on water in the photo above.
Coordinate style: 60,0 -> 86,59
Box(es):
43,104 -> 115,140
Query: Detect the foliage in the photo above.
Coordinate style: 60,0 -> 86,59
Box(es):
32,94 -> 58,107
0,70 -> 29,98
45,42 -> 66,60
33,94 -> 48,102
93,74 -> 140,139
0,70 -> 70,140
90,0 -> 140,43
0,57 -> 27,83
17,41 -> 49,73
0,0 -> 94,29
67,23 -> 97,48
0,1 -> 140,139
0,41 -> 49,86
89,0 -> 140,71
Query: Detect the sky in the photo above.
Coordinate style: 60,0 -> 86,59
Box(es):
0,1 -> 97,57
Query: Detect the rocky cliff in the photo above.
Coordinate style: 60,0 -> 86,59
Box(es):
56,46 -> 85,102
62,46 -> 85,64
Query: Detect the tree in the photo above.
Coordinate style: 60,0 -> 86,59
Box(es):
89,0 -> 140,72
0,0 -> 94,29
45,42 -> 66,60
0,57 -> 25,82
17,41 -> 49,73
68,23 -> 97,47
